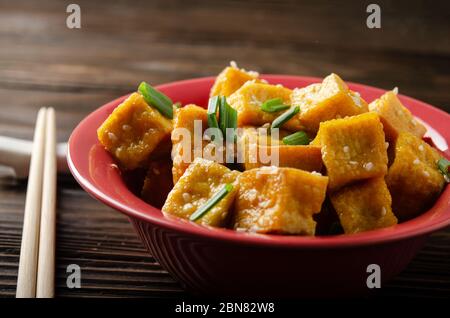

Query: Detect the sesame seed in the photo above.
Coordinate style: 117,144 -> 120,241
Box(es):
419,144 -> 424,152
343,145 -> 349,153
411,119 -> 417,126
381,207 -> 387,216
363,162 -> 374,171
122,124 -> 132,131
230,60 -> 238,68
413,159 -> 420,165
108,132 -> 118,142
385,142 -> 389,149
182,192 -> 191,203
183,203 -> 194,212
311,171 -> 322,176
392,87 -> 398,95
423,171 -> 430,177
349,161 -> 358,165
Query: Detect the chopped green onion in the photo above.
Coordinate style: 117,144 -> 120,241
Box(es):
261,98 -> 290,113
138,81 -> 173,119
271,106 -> 300,129
437,157 -> 450,182
207,96 -> 220,129
219,96 -> 237,141
282,131 -> 310,145
189,184 -> 233,221
219,96 -> 228,133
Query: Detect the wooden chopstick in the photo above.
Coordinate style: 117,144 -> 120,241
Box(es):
37,108 -> 57,298
16,107 -> 47,298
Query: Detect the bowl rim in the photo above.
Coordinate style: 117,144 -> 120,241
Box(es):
68,75 -> 450,249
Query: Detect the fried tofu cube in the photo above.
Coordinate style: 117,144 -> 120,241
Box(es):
141,158 -> 174,209
97,92 -> 173,170
315,112 -> 388,190
369,90 -> 427,142
171,104 -> 215,183
162,158 -> 240,227
228,81 -> 302,131
210,64 -> 260,97
330,178 -> 398,234
386,132 -> 445,220
291,74 -> 368,133
234,167 -> 328,235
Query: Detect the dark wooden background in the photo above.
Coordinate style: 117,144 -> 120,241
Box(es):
0,0 -> 449,298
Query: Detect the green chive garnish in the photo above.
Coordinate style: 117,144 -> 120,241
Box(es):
207,96 -> 220,129
189,184 -> 233,221
271,106 -> 300,129
219,96 -> 237,140
261,98 -> 290,113
437,157 -> 450,182
282,131 -> 310,145
138,81 -> 173,119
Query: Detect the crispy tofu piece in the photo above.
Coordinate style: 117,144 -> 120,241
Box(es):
369,90 -> 426,142
233,167 -> 328,235
315,112 -> 388,190
97,92 -> 173,170
291,74 -> 368,133
162,158 -> 240,227
210,65 -> 260,97
141,159 -> 174,209
171,104 -> 222,183
330,178 -> 398,234
386,132 -> 445,220
228,81 -> 302,131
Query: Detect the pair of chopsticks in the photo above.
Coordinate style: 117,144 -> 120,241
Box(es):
16,107 -> 57,298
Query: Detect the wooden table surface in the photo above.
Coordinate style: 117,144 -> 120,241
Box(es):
0,0 -> 449,298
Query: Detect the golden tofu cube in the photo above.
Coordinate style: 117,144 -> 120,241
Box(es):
97,92 -> 173,170
330,178 -> 398,234
292,74 -> 368,133
171,104 -> 215,183
210,64 -> 260,97
228,81 -> 302,131
369,90 -> 426,142
315,112 -> 388,190
386,132 -> 445,220
234,167 -> 328,235
162,158 -> 240,227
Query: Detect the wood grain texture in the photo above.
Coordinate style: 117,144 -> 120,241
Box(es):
0,0 -> 449,298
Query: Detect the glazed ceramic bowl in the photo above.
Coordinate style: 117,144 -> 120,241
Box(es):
68,75 -> 450,297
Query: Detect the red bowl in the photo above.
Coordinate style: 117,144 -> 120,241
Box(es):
68,75 -> 450,297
